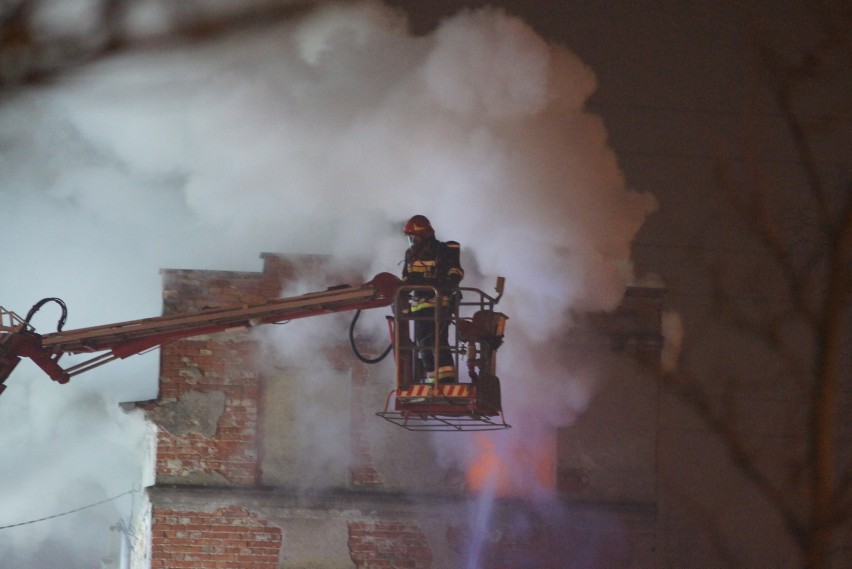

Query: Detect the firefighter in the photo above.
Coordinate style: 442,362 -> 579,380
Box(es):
401,214 -> 464,383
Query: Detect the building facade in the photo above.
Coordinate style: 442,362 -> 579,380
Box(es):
140,253 -> 664,569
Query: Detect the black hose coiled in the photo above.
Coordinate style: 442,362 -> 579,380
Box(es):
24,297 -> 68,332
348,310 -> 392,364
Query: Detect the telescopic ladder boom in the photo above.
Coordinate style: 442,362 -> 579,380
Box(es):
0,272 -> 400,394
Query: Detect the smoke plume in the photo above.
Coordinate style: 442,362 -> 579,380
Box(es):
0,1 -> 654,565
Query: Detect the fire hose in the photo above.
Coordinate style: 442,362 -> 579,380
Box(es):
348,309 -> 393,364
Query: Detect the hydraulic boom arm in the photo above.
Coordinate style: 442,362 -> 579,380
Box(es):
0,272 -> 401,395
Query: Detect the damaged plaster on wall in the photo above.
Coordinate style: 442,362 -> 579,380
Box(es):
147,389 -> 226,437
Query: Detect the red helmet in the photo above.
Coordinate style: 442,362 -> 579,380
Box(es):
403,215 -> 434,237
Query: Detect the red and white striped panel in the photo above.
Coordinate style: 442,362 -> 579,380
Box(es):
435,384 -> 472,398
396,384 -> 474,399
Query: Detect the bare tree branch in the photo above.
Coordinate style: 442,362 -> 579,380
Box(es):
663,373 -> 806,541
716,160 -> 822,333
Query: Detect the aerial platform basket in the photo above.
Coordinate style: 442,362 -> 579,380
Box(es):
375,410 -> 510,432
376,278 -> 511,432
376,377 -> 511,431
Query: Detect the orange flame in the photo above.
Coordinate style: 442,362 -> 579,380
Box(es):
466,432 -> 556,497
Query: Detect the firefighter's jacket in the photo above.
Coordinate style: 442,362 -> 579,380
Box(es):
402,238 -> 464,312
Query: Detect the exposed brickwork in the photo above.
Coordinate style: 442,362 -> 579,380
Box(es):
161,270 -> 279,315
147,266 -> 270,486
152,335 -> 262,485
348,520 -> 432,568
349,358 -> 385,489
151,505 -> 282,569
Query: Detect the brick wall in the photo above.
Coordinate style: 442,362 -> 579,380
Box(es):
349,361 -> 386,489
151,505 -> 282,569
144,267 -> 276,487
348,521 -> 432,568
152,335 -> 261,485
144,257 -> 291,568
144,255 -> 414,568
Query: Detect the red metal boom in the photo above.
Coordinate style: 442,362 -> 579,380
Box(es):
0,272 -> 401,393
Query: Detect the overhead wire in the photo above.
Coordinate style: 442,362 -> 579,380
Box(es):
0,489 -> 135,531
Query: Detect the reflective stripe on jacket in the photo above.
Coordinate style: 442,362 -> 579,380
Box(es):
402,238 -> 464,311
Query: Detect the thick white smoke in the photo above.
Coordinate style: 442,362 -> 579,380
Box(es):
0,1 -> 654,565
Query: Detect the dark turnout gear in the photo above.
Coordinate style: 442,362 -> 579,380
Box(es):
402,218 -> 464,309
401,216 -> 463,381
403,240 -> 464,302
